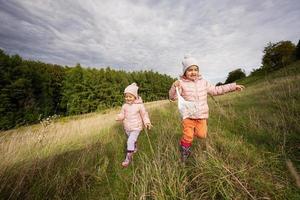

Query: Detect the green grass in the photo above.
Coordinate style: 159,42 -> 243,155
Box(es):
1,62 -> 300,199
237,60 -> 300,86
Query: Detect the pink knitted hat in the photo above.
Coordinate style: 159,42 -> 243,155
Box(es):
124,83 -> 139,98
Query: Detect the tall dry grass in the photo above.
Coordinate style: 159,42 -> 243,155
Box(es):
126,73 -> 300,199
0,100 -> 169,168
0,100 -> 168,199
0,67 -> 299,199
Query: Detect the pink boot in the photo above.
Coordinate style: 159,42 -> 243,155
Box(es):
134,142 -> 138,153
122,152 -> 133,167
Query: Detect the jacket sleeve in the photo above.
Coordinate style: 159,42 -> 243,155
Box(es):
139,104 -> 151,125
116,105 -> 125,121
207,81 -> 237,96
169,84 -> 177,101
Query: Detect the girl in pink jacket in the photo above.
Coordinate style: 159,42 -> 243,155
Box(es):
116,83 -> 152,167
169,55 -> 245,162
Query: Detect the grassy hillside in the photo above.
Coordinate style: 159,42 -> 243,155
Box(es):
0,63 -> 299,199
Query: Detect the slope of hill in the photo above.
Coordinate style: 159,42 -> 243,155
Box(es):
0,63 -> 299,199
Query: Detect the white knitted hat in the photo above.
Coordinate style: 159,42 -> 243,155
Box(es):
182,54 -> 199,74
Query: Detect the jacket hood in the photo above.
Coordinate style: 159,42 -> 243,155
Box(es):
134,96 -> 143,104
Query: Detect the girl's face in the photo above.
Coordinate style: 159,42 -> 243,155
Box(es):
125,93 -> 136,104
184,65 -> 199,81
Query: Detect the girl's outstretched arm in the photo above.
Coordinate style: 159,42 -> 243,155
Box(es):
207,81 -> 238,96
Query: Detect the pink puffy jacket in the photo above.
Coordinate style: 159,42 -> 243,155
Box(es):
169,76 -> 237,119
116,97 -> 151,131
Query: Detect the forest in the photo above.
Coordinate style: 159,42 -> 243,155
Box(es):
1,39 -> 299,130
0,50 -> 175,130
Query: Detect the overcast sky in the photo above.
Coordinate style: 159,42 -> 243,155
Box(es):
0,0 -> 299,83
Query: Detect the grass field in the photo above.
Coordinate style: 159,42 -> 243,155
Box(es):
0,63 -> 299,199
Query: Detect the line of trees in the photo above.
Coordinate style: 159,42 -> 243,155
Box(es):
218,39 -> 300,85
0,50 -> 175,130
251,40 -> 300,75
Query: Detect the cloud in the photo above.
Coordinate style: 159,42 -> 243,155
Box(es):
0,0 -> 299,83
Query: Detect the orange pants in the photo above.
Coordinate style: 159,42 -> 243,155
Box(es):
181,118 -> 207,144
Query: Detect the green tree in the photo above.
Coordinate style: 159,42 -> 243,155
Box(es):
294,40 -> 300,60
61,64 -> 84,115
262,41 -> 296,70
0,49 -> 175,130
225,68 -> 246,84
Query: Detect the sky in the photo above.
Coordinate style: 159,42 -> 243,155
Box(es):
0,0 -> 299,83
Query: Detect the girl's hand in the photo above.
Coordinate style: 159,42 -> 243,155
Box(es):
172,80 -> 181,88
145,123 -> 152,130
236,85 -> 245,91
115,116 -> 123,121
